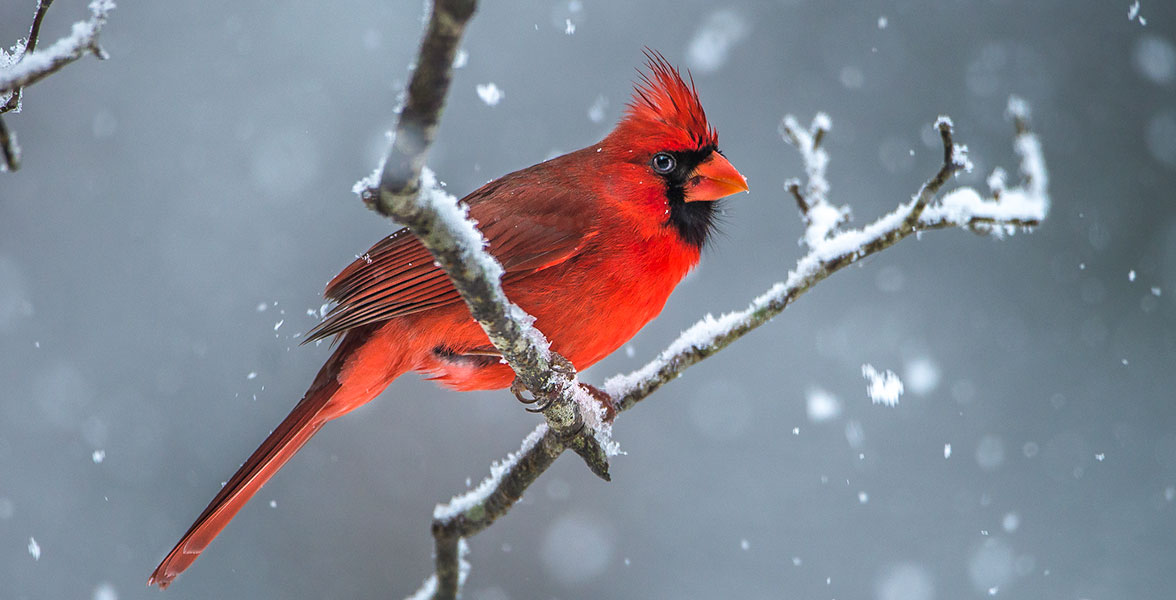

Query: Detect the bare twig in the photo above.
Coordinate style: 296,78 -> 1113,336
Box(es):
0,0 -> 114,172
0,116 -> 19,171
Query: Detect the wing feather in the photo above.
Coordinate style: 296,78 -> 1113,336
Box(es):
304,171 -> 596,344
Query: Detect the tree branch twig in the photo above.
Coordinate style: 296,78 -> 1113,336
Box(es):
0,0 -> 114,172
354,5 -> 1048,597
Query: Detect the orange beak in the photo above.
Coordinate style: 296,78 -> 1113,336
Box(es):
684,152 -> 749,202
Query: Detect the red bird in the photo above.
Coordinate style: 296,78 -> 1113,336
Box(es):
149,53 -> 747,588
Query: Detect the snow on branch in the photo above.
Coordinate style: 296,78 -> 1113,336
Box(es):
404,99 -> 1048,600
605,98 -> 1048,413
352,2 -> 614,598
1,0 -> 115,172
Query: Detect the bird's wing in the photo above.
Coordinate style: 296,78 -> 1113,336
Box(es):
304,179 -> 595,343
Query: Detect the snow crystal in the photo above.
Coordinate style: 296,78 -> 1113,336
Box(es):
740,538 -> 750,550
273,319 -> 283,331
28,537 -> 40,560
877,16 -> 889,29
805,387 -> 841,422
91,449 -> 105,464
944,443 -> 952,459
434,424 -> 547,521
858,491 -> 869,504
1128,1 -> 1147,25
1152,286 -> 1163,296
1096,452 -> 1105,461
862,364 -> 903,406
452,48 -> 468,69
564,18 -> 576,34
1134,35 -> 1175,84
246,371 -> 257,380
269,499 -> 277,508
1129,269 -> 1137,282
686,9 -> 750,73
476,83 -> 504,106
587,94 -> 608,123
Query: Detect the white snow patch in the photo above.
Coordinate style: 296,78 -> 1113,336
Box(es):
862,364 -> 903,406
805,387 -> 842,422
452,48 -> 468,69
476,83 -> 504,106
686,9 -> 750,73
28,537 -> 40,560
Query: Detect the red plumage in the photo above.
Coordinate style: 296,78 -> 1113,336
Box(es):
149,52 -> 747,588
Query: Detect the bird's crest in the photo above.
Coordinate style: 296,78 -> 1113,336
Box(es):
620,50 -> 718,149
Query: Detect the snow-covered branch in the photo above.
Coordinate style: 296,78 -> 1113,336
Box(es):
0,0 -> 115,172
362,5 -> 1047,596
353,2 -> 615,598
606,97 -> 1048,413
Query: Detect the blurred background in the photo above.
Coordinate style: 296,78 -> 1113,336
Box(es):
2,0 -> 1174,598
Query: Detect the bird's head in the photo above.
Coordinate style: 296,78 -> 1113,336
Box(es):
603,50 -> 748,247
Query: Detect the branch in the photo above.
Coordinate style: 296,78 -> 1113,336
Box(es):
410,98 -> 1048,599
350,2 -> 615,598
0,0 -> 114,172
362,5 -> 1047,593
606,97 -> 1047,412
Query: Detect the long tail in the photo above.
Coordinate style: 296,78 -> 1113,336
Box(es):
149,329 -> 388,589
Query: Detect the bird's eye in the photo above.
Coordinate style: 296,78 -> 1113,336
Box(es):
651,152 -> 676,174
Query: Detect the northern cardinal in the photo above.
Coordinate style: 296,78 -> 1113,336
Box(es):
149,52 -> 747,588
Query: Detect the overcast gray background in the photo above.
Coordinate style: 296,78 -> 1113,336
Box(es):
2,0 -> 1175,598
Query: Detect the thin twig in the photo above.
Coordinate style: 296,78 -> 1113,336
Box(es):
0,0 -> 112,96
0,115 -> 19,171
2,0 -> 55,114
1,0 -> 113,173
